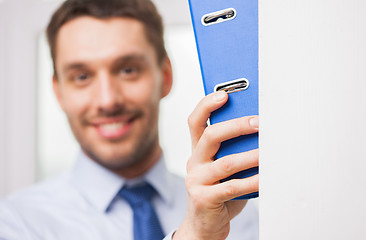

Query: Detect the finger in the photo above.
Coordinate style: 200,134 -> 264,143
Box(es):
188,91 -> 228,149
193,116 -> 259,164
209,174 -> 259,203
199,149 -> 259,185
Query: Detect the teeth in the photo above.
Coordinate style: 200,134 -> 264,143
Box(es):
99,122 -> 125,132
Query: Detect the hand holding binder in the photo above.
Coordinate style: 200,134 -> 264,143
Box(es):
174,91 -> 258,240
189,0 -> 259,199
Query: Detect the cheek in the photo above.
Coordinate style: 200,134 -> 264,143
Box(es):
60,90 -> 91,122
123,78 -> 162,106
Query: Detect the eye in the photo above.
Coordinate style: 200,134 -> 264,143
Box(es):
121,66 -> 139,74
68,72 -> 91,86
74,73 -> 89,81
119,65 -> 141,80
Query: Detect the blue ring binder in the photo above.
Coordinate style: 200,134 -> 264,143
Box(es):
188,0 -> 259,200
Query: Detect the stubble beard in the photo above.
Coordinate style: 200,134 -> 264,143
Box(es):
81,127 -> 158,172
70,104 -> 160,174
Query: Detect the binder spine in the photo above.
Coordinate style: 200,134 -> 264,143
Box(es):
189,0 -> 259,200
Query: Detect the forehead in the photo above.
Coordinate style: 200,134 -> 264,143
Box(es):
55,16 -> 155,68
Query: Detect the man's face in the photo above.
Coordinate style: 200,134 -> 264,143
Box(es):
53,17 -> 172,173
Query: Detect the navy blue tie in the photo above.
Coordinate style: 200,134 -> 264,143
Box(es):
119,183 -> 165,240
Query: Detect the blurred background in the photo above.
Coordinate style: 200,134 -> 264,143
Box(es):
0,0 -> 204,196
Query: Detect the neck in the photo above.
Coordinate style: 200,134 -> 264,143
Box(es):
114,140 -> 162,179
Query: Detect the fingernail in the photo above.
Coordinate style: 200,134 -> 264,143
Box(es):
249,116 -> 259,129
215,91 -> 227,102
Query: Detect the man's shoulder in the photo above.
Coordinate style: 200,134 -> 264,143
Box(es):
0,171 -> 84,217
166,171 -> 186,196
166,170 -> 185,184
228,200 -> 259,240
2,173 -> 72,203
0,172 -> 83,239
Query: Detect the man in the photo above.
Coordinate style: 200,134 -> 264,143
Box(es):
0,0 -> 259,239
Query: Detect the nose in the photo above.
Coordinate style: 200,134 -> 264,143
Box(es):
95,72 -> 124,111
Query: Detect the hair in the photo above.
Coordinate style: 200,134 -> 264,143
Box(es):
46,0 -> 167,75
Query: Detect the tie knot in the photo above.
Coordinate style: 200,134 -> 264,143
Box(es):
119,183 -> 157,207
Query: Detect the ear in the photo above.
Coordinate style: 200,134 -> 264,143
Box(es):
52,75 -> 65,112
160,56 -> 173,99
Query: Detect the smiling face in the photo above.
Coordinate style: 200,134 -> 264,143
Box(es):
53,17 -> 172,178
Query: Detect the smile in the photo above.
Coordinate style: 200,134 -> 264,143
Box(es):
94,119 -> 134,140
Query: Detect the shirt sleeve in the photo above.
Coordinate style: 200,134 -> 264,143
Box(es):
0,201 -> 31,240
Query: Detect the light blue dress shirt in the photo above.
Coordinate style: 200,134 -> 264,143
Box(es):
0,152 -> 258,240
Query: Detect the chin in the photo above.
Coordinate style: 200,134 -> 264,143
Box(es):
82,142 -> 145,168
78,126 -> 159,172
100,158 -> 139,171
90,151 -> 139,169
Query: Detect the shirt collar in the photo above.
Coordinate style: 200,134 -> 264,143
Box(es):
70,151 -> 174,213
144,154 -> 174,206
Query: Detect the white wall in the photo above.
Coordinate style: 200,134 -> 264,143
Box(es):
0,1 -> 7,196
0,0 -> 63,195
259,0 -> 366,239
